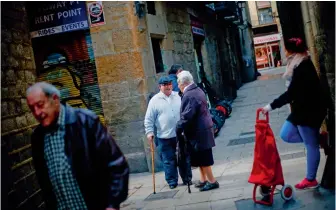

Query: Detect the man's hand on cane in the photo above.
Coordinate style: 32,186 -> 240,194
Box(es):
147,133 -> 154,146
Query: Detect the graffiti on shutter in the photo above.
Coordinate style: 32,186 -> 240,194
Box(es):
31,30 -> 106,125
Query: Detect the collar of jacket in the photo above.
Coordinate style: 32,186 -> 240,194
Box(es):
183,83 -> 197,94
62,103 -> 79,124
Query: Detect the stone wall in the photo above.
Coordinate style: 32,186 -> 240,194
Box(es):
1,2 -> 45,209
90,1 -> 150,173
165,4 -> 198,80
202,24 -> 225,98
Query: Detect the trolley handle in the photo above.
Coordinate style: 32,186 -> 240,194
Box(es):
256,108 -> 269,123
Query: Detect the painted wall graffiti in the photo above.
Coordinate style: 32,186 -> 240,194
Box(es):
31,30 -> 105,124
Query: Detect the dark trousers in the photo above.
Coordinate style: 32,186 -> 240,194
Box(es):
157,137 -> 192,186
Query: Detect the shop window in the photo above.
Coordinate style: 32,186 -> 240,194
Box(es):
147,1 -> 156,15
151,38 -> 164,73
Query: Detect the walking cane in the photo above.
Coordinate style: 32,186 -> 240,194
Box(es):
150,138 -> 156,194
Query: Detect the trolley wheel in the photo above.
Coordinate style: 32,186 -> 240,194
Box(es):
281,184 -> 294,201
259,186 -> 271,197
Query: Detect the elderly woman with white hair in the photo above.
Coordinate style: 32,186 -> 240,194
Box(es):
176,71 -> 219,191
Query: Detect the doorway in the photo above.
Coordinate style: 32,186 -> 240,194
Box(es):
193,37 -> 205,82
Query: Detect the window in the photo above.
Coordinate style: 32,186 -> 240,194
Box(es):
258,8 -> 274,25
151,38 -> 164,73
147,1 -> 156,15
256,1 -> 271,9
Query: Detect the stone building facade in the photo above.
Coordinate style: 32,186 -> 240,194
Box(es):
1,1 -> 249,209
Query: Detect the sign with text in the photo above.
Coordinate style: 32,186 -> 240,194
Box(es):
190,15 -> 205,37
27,1 -> 89,38
87,1 -> 106,27
253,34 -> 281,45
191,26 -> 205,36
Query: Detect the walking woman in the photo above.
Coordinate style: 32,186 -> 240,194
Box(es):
262,38 -> 328,190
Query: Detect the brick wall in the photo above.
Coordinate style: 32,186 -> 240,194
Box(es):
1,2 -> 45,210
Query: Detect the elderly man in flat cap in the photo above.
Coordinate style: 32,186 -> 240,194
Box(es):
144,76 -> 192,189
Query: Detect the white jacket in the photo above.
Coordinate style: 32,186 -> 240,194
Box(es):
144,91 -> 181,139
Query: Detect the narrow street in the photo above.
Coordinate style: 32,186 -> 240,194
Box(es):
121,67 -> 334,210
2,2 -> 334,209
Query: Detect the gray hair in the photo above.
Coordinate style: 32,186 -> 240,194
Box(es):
177,70 -> 194,85
26,82 -> 61,98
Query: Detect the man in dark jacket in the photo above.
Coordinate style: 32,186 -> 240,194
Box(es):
168,64 -> 183,92
27,82 -> 129,210
176,71 -> 219,192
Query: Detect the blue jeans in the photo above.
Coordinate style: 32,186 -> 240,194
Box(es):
156,137 -> 192,186
280,121 -> 320,180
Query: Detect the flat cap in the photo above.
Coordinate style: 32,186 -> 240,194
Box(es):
158,76 -> 172,84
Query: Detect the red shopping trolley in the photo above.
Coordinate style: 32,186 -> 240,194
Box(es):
248,108 -> 294,206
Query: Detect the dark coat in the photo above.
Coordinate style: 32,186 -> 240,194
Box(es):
177,83 -> 215,151
270,59 -> 328,128
31,104 -> 129,210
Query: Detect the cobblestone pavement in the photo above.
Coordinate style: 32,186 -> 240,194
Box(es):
121,67 -> 335,210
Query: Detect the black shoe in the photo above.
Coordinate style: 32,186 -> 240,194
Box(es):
169,184 -> 177,189
199,181 -> 219,192
194,180 -> 207,188
183,181 -> 193,186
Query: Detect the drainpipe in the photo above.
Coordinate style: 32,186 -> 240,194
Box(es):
301,1 -> 320,71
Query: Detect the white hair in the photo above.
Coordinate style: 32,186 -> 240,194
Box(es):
177,70 -> 194,85
26,82 -> 61,98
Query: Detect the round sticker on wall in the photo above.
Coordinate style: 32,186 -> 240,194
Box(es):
89,2 -> 103,17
